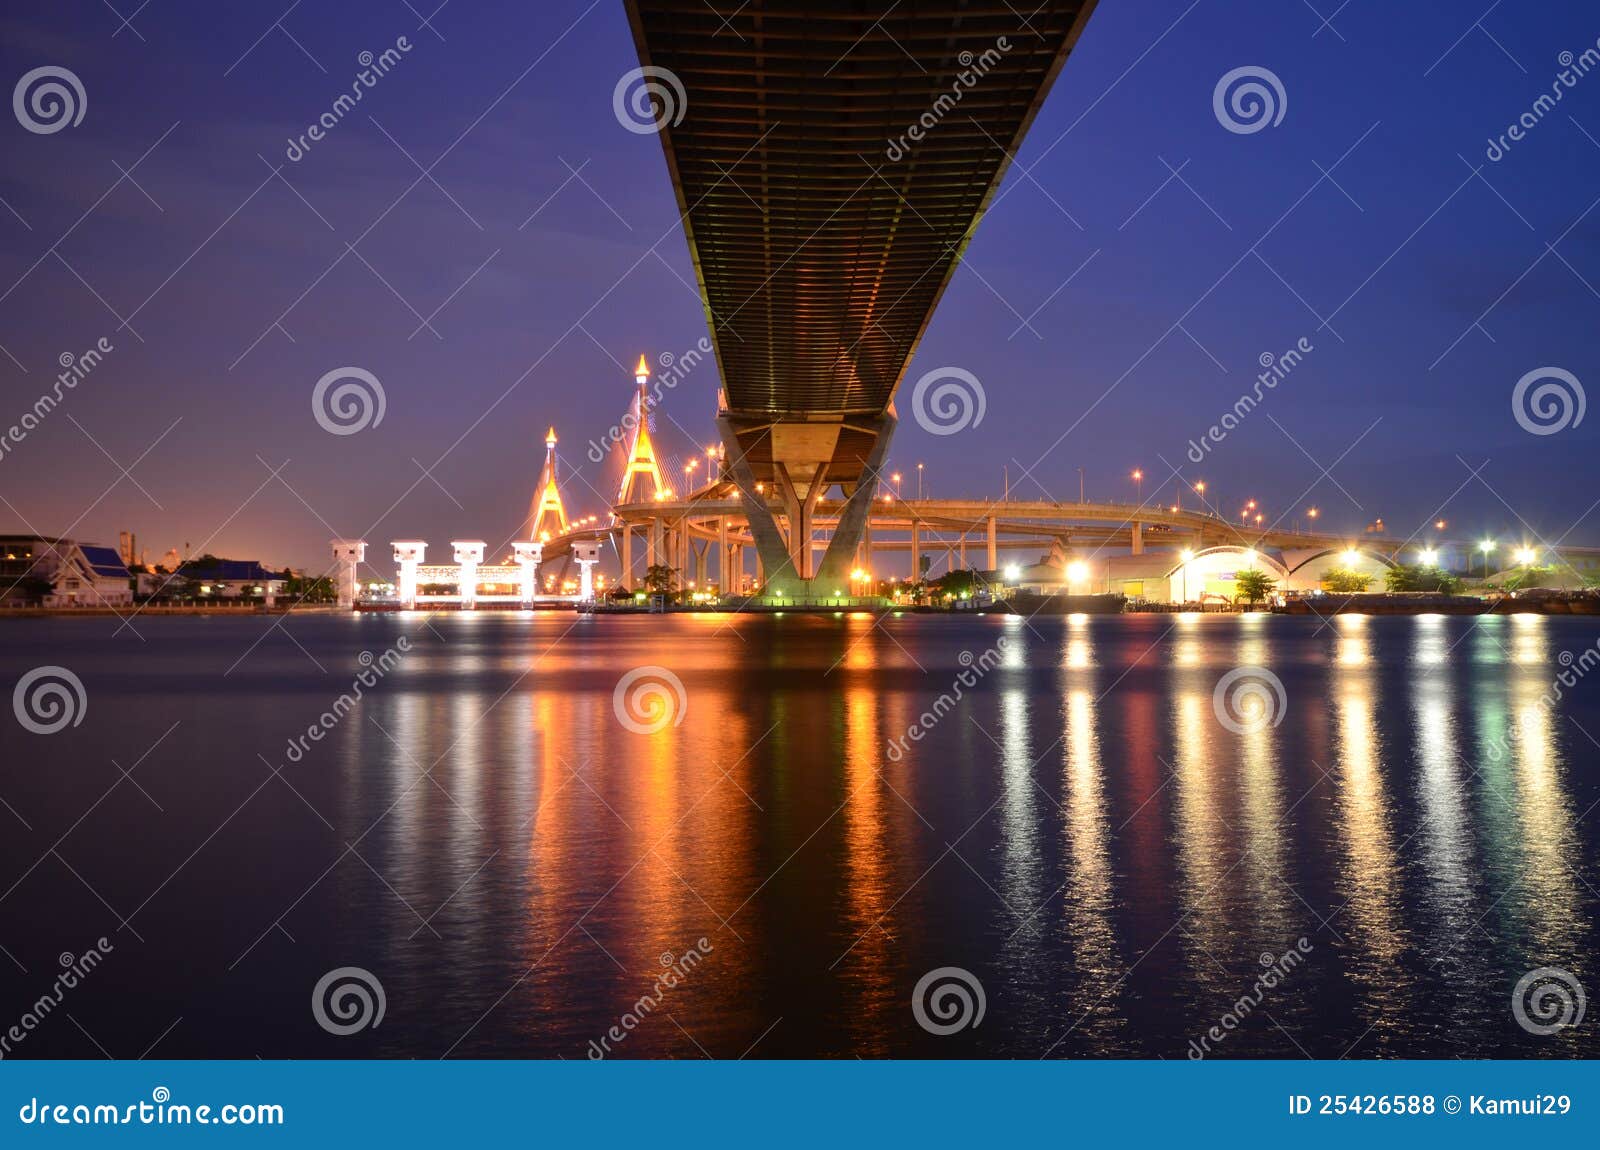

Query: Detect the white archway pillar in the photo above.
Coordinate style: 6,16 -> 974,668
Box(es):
392,540 -> 426,607
330,540 -> 367,609
452,540 -> 485,609
512,541 -> 544,605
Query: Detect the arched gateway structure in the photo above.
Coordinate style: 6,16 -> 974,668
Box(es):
623,0 -> 1100,595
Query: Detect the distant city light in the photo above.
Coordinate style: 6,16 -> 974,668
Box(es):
1004,564 -> 1020,581
1066,560 -> 1088,583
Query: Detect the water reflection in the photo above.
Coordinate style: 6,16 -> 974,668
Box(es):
15,612 -> 1595,1058
1330,633 -> 1409,1054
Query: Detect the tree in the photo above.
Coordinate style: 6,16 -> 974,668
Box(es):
643,564 -> 678,594
1322,568 -> 1372,593
607,584 -> 634,602
934,569 -> 977,599
1386,564 -> 1461,594
1233,568 -> 1276,606
285,574 -> 336,603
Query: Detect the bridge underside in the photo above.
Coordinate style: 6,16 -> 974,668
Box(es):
625,0 -> 1098,589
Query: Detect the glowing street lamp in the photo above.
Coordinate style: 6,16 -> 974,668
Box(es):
917,462 -> 924,500
1132,468 -> 1143,505
1065,560 -> 1089,585
1516,547 -> 1537,566
1479,539 -> 1495,578
1419,548 -> 1438,566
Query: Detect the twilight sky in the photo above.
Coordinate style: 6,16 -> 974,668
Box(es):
2,0 -> 1598,572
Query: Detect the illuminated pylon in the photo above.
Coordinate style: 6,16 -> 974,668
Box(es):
526,426 -> 570,540
615,355 -> 667,506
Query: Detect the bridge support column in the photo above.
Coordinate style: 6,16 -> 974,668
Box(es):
648,518 -> 661,570
717,517 -> 729,591
814,412 -> 895,591
986,517 -> 997,571
620,524 -> 633,590
910,523 -> 920,581
717,416 -> 799,591
1131,521 -> 1143,555
331,540 -> 367,609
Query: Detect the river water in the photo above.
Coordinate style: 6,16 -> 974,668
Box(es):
1,611 -> 1596,1058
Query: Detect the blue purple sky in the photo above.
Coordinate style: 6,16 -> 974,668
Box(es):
2,0 -> 1598,570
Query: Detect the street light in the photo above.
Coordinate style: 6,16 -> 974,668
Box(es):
1066,560 -> 1088,585
1479,539 -> 1495,578
917,462 -> 924,500
1420,548 -> 1438,566
1516,547 -> 1537,566
1132,468 -> 1143,505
